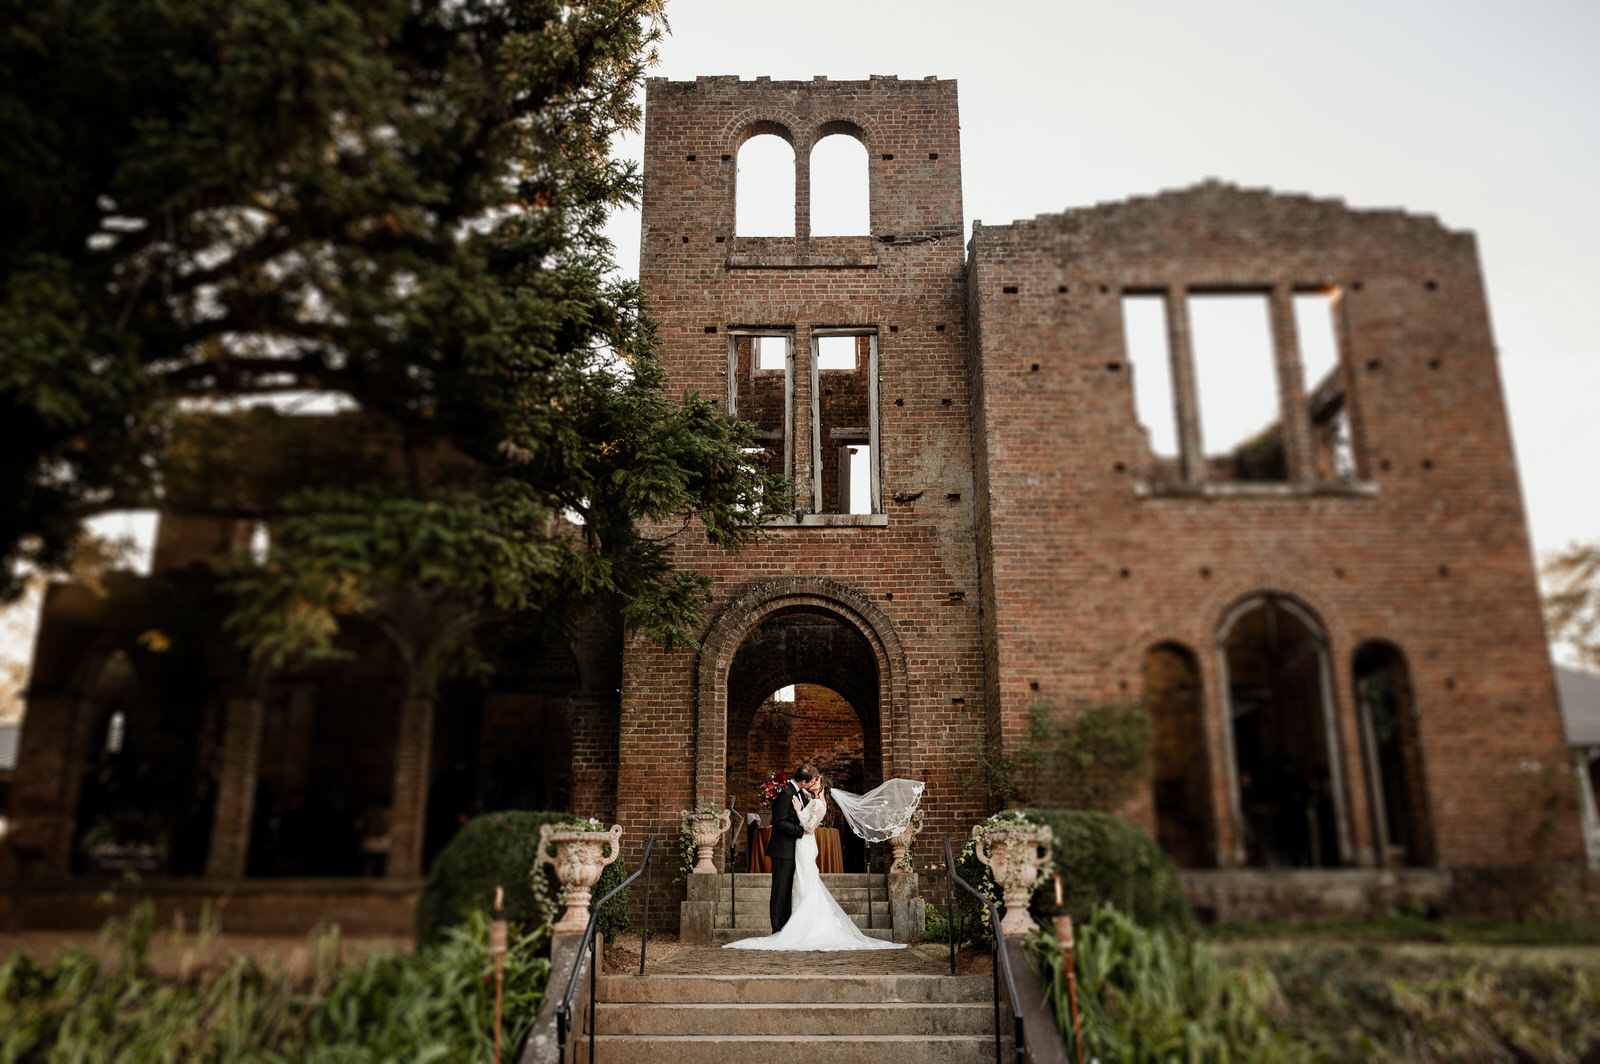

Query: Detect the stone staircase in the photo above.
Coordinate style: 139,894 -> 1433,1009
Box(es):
574,971 -> 1005,1063
710,872 -> 894,944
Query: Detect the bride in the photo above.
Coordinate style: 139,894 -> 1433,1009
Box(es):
724,776 -> 924,952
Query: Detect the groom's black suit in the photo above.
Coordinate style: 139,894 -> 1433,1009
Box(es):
766,780 -> 809,933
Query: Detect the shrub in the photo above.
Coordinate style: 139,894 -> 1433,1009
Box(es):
416,812 -> 629,946
1034,809 -> 1193,935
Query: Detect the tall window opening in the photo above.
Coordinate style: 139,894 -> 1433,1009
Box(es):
809,133 -> 869,236
1121,294 -> 1180,466
735,133 -> 795,237
1222,596 -> 1346,868
812,332 -> 877,515
1144,642 -> 1213,868
1353,642 -> 1432,867
1189,293 -> 1284,482
1297,290 -> 1357,482
728,331 -> 792,489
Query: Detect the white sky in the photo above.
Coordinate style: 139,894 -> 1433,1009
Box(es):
5,0 -> 1597,680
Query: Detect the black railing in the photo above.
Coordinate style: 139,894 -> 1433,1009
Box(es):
555,835 -> 654,1064
725,800 -> 746,927
945,836 -> 1026,1064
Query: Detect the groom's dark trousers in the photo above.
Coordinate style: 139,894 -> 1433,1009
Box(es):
766,783 -> 807,932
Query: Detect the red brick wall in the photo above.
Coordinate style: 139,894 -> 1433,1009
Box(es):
965,183 -> 1576,871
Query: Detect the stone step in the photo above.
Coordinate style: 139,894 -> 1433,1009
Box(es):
594,1001 -> 992,1037
576,1034 -> 1000,1064
721,873 -> 887,888
709,886 -> 887,905
598,974 -> 994,1004
709,925 -> 897,944
714,902 -> 892,924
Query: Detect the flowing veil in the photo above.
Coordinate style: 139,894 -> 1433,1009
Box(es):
828,778 -> 925,843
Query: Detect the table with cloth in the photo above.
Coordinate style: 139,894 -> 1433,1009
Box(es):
745,826 -> 843,874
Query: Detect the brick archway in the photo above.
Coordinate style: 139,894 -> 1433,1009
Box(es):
694,578 -> 908,807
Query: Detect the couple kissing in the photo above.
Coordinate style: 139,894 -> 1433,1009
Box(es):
724,764 -> 925,952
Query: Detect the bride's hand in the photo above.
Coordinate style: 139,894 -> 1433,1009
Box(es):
792,795 -> 803,814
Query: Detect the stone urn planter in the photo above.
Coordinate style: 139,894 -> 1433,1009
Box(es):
972,820 -> 1053,936
537,822 -> 623,934
686,808 -> 732,875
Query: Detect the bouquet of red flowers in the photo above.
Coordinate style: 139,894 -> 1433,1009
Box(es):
758,771 -> 790,805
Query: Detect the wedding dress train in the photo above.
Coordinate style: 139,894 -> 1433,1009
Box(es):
723,794 -> 904,952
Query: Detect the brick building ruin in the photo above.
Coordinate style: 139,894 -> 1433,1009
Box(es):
1,74 -> 1580,930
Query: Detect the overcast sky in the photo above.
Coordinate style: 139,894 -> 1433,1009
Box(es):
605,0 -> 1600,562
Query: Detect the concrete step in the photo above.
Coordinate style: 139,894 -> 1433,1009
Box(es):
594,1000 -> 992,1036
598,974 -> 995,1004
710,925 -> 896,944
576,1034 -> 1001,1064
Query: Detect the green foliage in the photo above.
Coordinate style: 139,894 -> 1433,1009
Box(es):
1254,941 -> 1600,1062
0,0 -> 790,656
1544,541 -> 1600,670
0,902 -> 551,1061
416,811 -> 628,946
1036,809 -> 1194,936
1026,906 -> 1311,1064
963,701 -> 1151,810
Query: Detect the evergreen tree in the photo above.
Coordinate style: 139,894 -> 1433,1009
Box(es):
0,0 -> 787,660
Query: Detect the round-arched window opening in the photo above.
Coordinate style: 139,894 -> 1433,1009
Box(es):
736,133 -> 795,237
810,133 -> 869,236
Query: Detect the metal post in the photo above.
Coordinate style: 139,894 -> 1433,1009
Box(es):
639,845 -> 652,977
490,886 -> 506,1064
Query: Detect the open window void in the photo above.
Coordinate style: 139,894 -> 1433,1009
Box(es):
809,132 -> 869,236
812,333 -> 877,515
736,133 -> 795,237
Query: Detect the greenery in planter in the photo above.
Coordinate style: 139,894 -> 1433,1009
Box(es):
416,811 -> 628,946
0,903 -> 550,1062
675,805 -> 723,884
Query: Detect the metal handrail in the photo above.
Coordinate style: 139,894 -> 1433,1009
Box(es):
945,836 -> 1026,1064
555,835 -> 654,1064
726,799 -> 746,926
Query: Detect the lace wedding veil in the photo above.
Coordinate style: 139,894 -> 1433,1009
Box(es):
827,778 -> 925,843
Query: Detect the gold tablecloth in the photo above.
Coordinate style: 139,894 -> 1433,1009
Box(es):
746,826 -> 843,874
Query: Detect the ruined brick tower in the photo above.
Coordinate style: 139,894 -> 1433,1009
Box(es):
617,75 -> 992,898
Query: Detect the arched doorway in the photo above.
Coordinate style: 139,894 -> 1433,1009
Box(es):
698,580 -> 908,874
1219,595 -> 1349,868
1144,642 -> 1214,868
1353,641 -> 1432,867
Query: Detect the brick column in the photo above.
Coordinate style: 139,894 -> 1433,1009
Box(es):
7,694 -> 93,875
1268,285 -> 1316,483
1163,287 -> 1206,484
204,695 -> 264,879
386,682 -> 436,880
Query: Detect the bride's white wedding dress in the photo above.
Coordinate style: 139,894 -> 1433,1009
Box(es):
723,793 -> 904,952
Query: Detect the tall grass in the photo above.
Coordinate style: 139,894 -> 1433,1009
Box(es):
1026,906 -> 1310,1063
1026,906 -> 1600,1063
0,904 -> 550,1062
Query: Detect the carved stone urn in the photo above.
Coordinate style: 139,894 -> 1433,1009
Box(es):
972,821 -> 1053,936
687,808 -> 732,875
537,822 -> 623,934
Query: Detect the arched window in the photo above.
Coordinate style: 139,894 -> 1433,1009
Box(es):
1220,595 -> 1347,868
735,133 -> 795,237
1143,642 -> 1213,868
809,132 -> 869,236
1353,641 -> 1432,867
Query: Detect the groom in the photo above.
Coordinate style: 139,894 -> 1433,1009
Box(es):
766,762 -> 820,933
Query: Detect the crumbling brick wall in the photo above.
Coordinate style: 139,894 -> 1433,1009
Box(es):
965,182 -> 1575,871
